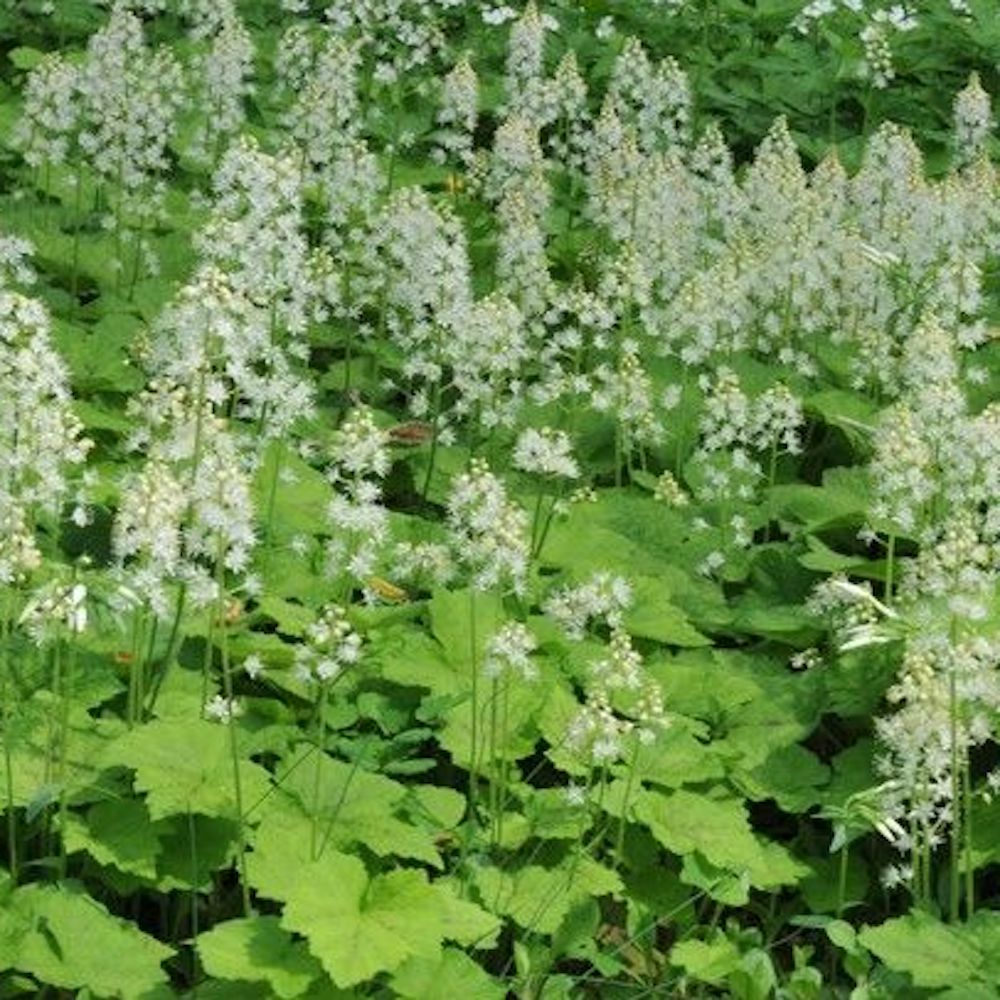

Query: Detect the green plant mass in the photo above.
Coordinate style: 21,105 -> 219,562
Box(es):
1,0 -> 1000,996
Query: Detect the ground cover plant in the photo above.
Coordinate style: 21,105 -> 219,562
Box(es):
1,0 -> 1000,996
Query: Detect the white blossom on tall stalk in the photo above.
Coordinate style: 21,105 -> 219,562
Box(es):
546,51 -> 589,168
740,116 -> 809,236
283,35 -> 362,172
546,579 -> 667,766
324,0 -> 456,78
320,138 -> 384,243
514,427 -> 580,481
503,1 -> 555,124
483,622 -> 538,681
198,138 -> 312,328
0,287 -> 92,584
112,461 -> 188,616
435,56 -> 478,168
606,37 -> 691,153
77,4 -> 184,196
190,11 -> 255,162
14,53 -> 80,171
444,294 -> 528,433
365,188 -> 473,434
585,101 -> 644,233
485,115 -> 549,218
851,517 -> 1000,908
529,285 -> 617,408
866,313 -> 965,546
0,236 -> 36,290
607,153 -> 702,310
325,406 -> 392,595
953,71 -> 993,168
145,266 -> 314,446
496,190 -> 551,318
19,578 -> 90,646
514,425 -> 580,557
293,604 -> 363,685
544,573 -> 632,640
688,121 -> 744,239
124,377 -> 256,609
446,459 -> 529,594
178,0 -> 241,39
276,22 -> 319,94
590,346 -> 663,475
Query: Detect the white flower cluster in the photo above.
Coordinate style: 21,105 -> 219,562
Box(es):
293,604 -> 363,684
794,3 -> 919,89
546,579 -> 667,766
326,407 -> 392,588
77,4 -> 185,193
953,72 -> 993,167
483,622 -> 538,681
435,57 -> 478,167
19,580 -> 89,646
544,572 -> 632,640
0,285 -> 92,585
14,54 -> 79,169
191,10 -> 255,159
513,427 -> 580,480
447,459 -> 529,593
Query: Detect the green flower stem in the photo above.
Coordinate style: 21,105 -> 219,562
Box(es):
215,541 -> 251,918
2,597 -> 18,883
187,808 -> 199,951
614,740 -> 641,868
317,751 -> 362,860
468,588 -> 480,827
310,682 -> 329,862
147,351 -> 210,717
836,845 -> 849,918
262,439 -> 285,569
420,381 -> 444,505
69,159 -> 84,319
949,619 -> 961,922
964,754 -> 975,918
497,679 -> 511,850
57,637 -> 76,880
488,676 -> 498,847
885,533 -> 896,602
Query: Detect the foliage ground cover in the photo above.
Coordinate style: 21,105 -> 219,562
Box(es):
1,0 -> 1000,997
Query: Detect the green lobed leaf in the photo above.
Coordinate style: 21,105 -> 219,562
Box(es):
196,916 -> 324,999
0,884 -> 172,998
102,716 -> 273,821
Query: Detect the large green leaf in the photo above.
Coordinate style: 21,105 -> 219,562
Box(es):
391,949 -> 504,1000
196,916 -> 324,999
0,884 -> 172,998
276,753 -> 443,867
102,717 -> 272,820
634,788 -> 807,889
62,799 -> 163,880
473,858 -> 621,936
859,912 -> 981,989
248,815 -> 498,988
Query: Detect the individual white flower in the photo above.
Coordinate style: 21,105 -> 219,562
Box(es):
243,654 -> 264,680
204,694 -> 244,724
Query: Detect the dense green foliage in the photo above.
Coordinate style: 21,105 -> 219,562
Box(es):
1,1 -> 1000,997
